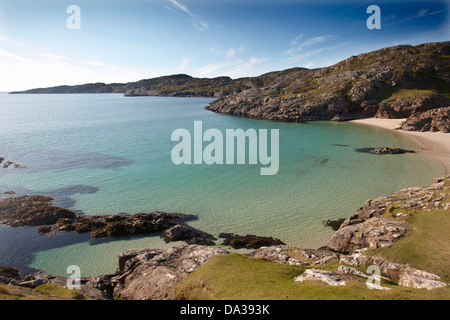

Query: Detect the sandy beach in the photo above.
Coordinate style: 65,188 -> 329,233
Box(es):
351,118 -> 450,174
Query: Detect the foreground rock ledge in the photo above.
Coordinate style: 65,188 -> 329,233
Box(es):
112,245 -> 229,300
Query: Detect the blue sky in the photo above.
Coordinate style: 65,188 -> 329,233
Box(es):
0,0 -> 448,91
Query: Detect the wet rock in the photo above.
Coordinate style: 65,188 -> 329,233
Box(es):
322,218 -> 346,231
0,266 -> 23,284
0,195 -> 216,245
162,224 -> 216,245
247,246 -> 306,265
220,233 -> 285,249
36,225 -> 53,234
0,195 -> 77,227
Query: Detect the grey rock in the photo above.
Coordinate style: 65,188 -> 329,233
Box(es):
113,245 -> 229,300
294,269 -> 354,286
247,246 -> 306,266
339,251 -> 369,267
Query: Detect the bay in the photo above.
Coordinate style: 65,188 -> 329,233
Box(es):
0,93 -> 445,276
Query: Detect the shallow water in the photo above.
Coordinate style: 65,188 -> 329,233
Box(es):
0,93 -> 445,276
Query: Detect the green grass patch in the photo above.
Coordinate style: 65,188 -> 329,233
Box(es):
371,208 -> 450,283
380,89 -> 438,104
0,283 -> 90,300
168,253 -> 449,300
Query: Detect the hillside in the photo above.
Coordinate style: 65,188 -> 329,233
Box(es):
206,41 -> 450,123
9,74 -> 239,98
9,41 -> 450,131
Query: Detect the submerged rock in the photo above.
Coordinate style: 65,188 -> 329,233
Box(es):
219,233 -> 285,249
355,147 -> 415,155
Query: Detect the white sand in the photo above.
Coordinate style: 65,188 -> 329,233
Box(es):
350,118 -> 450,174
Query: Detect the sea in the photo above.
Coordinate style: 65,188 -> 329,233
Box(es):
0,93 -> 446,276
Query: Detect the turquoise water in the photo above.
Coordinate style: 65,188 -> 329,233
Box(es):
0,93 -> 446,276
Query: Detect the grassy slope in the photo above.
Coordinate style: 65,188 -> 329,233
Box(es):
0,283 -> 90,300
169,185 -> 450,300
168,253 -> 449,300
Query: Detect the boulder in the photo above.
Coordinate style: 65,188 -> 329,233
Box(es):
294,269 -> 354,286
220,233 -> 285,249
162,224 -> 216,245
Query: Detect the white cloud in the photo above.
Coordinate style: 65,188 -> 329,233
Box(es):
211,44 -> 247,59
179,58 -> 189,69
392,8 -> 446,24
194,62 -> 225,77
286,35 -> 328,55
0,39 -> 164,91
192,55 -> 265,79
300,60 -> 317,69
415,8 -> 444,18
166,0 -> 209,30
287,48 -> 323,62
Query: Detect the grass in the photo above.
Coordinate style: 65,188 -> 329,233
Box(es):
169,187 -> 450,300
0,283 -> 91,300
370,208 -> 450,283
380,89 -> 439,104
168,253 -> 449,300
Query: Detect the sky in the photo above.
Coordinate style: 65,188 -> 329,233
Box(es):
0,0 -> 448,91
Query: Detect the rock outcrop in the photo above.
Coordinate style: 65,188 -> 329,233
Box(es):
0,195 -> 216,245
206,42 -> 450,123
326,175 -> 450,253
399,106 -> 450,133
0,195 -> 76,227
0,157 -> 28,169
111,245 -> 229,300
374,94 -> 449,119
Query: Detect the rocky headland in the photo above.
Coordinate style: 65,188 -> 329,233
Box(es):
1,175 -> 448,299
10,42 -> 450,133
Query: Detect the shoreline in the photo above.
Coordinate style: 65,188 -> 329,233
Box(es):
350,118 -> 450,175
